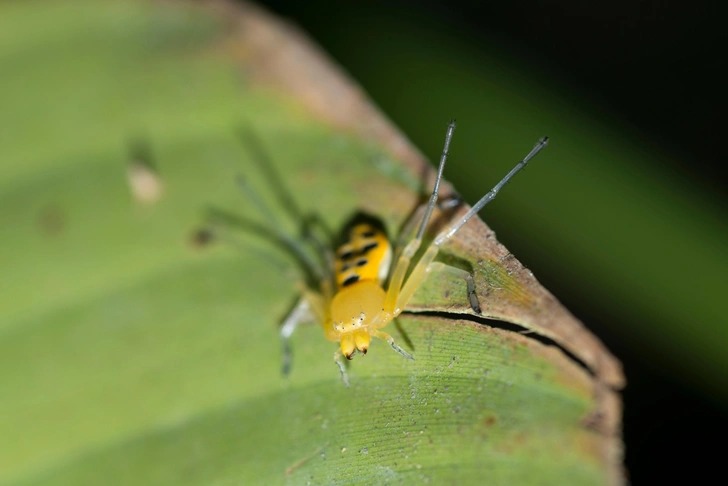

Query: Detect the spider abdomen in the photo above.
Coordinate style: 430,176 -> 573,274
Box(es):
334,223 -> 392,288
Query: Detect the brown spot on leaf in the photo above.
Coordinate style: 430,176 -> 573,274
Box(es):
37,205 -> 65,236
190,228 -> 215,249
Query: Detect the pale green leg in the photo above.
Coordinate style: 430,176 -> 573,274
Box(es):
334,349 -> 350,387
374,330 -> 414,360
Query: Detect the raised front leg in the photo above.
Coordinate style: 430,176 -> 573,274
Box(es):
392,136 -> 550,316
384,121 -> 457,316
384,237 -> 424,316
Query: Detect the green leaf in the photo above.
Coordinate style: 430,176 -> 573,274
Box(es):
0,1 -> 622,485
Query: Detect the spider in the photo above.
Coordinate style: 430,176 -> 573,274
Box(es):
237,121 -> 547,386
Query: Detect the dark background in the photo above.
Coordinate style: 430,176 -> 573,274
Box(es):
256,0 -> 727,483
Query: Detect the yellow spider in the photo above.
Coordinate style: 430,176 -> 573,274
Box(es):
240,122 -> 547,386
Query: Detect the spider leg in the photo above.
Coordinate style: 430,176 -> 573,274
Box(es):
239,127 -> 335,282
433,137 -> 549,246
281,286 -> 331,376
384,121 -> 456,314
392,194 -> 462,270
391,204 -> 425,269
428,262 -> 481,314
384,237 -> 423,315
373,330 -> 414,360
280,297 -> 315,376
388,239 -> 482,319
302,214 -> 336,278
317,280 -> 336,340
392,137 -> 549,315
392,244 -> 439,315
334,348 -> 350,387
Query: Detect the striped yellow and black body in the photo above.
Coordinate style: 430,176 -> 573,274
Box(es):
326,223 -> 393,359
334,223 -> 392,289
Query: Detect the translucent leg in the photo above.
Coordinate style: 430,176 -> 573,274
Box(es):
373,330 -> 414,360
334,349 -> 350,387
237,127 -> 334,282
385,122 -> 456,315
280,297 -> 314,376
394,249 -> 481,315
384,238 -> 423,315
428,262 -> 481,314
433,137 -> 549,246
392,196 -> 462,270
391,138 -> 550,316
393,245 -> 439,315
391,204 -> 426,271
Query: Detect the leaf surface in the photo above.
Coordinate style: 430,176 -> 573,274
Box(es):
0,1 -> 623,485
